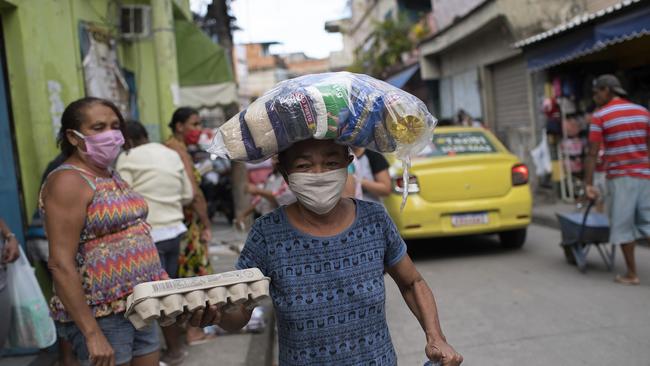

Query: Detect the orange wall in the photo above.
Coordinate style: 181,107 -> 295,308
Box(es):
245,44 -> 281,71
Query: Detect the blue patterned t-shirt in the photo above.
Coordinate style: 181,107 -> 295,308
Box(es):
237,200 -> 407,366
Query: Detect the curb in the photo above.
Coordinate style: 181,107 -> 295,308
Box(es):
531,212 -> 560,230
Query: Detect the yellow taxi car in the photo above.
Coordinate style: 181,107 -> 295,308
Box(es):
385,126 -> 532,248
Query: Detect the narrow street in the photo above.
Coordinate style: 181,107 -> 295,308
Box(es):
386,224 -> 650,365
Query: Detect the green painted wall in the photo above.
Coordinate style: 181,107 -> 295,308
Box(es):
2,0 -> 82,219
1,0 -> 184,221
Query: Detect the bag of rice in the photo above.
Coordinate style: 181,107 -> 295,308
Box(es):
208,72 -> 435,163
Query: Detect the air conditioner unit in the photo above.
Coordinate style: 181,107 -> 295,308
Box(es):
120,5 -> 151,39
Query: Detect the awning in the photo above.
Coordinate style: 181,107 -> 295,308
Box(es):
522,4 -> 650,71
174,19 -> 237,108
179,82 -> 238,108
175,19 -> 234,86
385,64 -> 419,88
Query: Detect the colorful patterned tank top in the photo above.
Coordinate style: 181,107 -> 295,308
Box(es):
40,164 -> 167,321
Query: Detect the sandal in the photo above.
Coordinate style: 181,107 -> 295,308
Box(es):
187,332 -> 217,346
614,275 -> 640,285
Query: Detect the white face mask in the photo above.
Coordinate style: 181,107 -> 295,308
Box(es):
287,168 -> 348,215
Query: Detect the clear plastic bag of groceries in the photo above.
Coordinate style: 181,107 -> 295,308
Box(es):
208,72 -> 436,162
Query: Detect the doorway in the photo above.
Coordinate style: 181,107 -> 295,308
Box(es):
0,18 -> 25,244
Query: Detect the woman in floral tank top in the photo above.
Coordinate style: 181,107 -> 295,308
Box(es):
41,98 -> 167,366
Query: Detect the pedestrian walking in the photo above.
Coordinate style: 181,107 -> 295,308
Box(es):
165,107 -> 215,345
235,157 -> 296,226
351,147 -> 392,203
40,97 -> 167,366
585,74 -> 650,285
0,217 -> 20,350
116,120 -> 194,364
191,139 -> 463,366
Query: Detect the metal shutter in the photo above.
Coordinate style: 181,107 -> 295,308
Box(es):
491,56 -> 532,160
492,56 -> 529,129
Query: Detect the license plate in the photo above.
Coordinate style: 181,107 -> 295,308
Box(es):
451,212 -> 489,227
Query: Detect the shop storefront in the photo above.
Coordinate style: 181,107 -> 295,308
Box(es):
418,0 -> 537,166
517,0 -> 650,201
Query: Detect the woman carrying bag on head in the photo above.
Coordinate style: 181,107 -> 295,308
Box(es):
191,138 -> 463,366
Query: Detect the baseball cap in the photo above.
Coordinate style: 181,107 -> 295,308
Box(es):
593,74 -> 627,96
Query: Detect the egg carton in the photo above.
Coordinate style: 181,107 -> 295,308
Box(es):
125,268 -> 270,330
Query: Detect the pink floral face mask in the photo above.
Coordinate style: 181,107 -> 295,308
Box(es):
72,129 -> 124,169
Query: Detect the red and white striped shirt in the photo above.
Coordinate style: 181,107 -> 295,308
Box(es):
589,98 -> 650,179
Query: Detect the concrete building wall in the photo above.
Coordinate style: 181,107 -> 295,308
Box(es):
0,0 -> 185,219
325,18 -> 354,69
325,0 -> 401,70
495,0 -> 587,40
436,22 -> 515,77
347,0 -> 398,57
245,43 -> 281,71
328,50 -> 353,70
430,0 -> 487,31
285,56 -> 330,77
237,43 -> 289,99
419,0 -> 589,172
420,0 -> 592,101
432,20 -> 520,121
244,69 -> 285,98
2,0 -> 81,217
267,52 -> 330,77
585,0 -> 622,12
234,44 -> 250,104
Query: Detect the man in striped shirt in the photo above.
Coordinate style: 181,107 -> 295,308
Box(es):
585,74 -> 650,285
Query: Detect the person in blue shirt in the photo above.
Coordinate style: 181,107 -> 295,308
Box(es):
191,138 -> 462,366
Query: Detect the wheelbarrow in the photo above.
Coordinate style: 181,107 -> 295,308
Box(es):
555,201 -> 615,273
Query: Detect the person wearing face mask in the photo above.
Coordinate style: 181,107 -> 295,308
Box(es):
189,138 -> 463,366
164,107 -> 215,345
40,97 -> 167,366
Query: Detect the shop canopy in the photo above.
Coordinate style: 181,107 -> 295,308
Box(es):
385,64 -> 420,89
518,3 -> 650,71
174,19 -> 237,108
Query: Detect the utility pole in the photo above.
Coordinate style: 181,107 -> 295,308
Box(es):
206,0 -> 234,58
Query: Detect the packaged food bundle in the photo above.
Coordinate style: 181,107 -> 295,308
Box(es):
208,72 -> 436,162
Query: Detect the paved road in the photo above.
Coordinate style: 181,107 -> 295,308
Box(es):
385,224 -> 650,366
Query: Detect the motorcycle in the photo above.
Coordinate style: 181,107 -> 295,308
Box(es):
190,138 -> 235,224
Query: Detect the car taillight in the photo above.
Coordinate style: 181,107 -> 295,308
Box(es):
393,175 -> 420,194
512,164 -> 529,186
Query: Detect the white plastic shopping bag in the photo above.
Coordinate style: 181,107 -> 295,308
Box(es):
530,131 -> 552,176
5,246 -> 56,349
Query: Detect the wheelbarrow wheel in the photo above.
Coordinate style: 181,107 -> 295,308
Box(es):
562,244 -> 577,265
